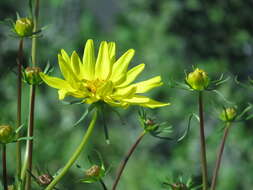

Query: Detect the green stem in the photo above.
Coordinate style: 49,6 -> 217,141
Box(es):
32,0 -> 40,66
198,91 -> 208,190
16,38 -> 24,179
210,124 -> 231,190
45,110 -> 98,190
99,179 -> 108,190
2,144 -> 8,190
21,0 -> 40,188
112,130 -> 147,190
25,85 -> 36,190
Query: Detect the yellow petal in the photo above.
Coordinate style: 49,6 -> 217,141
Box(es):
97,81 -> 113,97
123,95 -> 151,104
112,85 -> 136,99
58,54 -> 79,86
61,49 -> 71,63
95,41 -> 111,80
134,76 -> 163,93
70,51 -> 82,77
58,89 -> 69,100
82,39 -> 95,80
117,64 -> 145,87
123,95 -> 170,108
110,49 -> 135,83
40,73 -> 72,90
108,42 -> 116,63
140,99 -> 170,108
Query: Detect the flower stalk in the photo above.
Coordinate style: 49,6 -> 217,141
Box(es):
2,144 -> 8,190
198,91 -> 208,190
112,130 -> 147,190
45,109 -> 98,190
25,85 -> 36,190
16,38 -> 24,180
22,1 -> 40,189
210,123 -> 231,190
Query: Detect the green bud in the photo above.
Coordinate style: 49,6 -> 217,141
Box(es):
8,185 -> 14,190
0,125 -> 14,144
24,66 -> 42,85
186,68 -> 210,91
38,174 -> 53,186
170,183 -> 189,190
220,107 -> 237,122
85,165 -> 101,178
14,18 -> 34,37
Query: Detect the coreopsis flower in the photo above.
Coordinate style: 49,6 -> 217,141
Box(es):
40,39 -> 169,108
186,68 -> 210,91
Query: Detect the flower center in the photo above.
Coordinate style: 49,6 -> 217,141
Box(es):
86,79 -> 105,93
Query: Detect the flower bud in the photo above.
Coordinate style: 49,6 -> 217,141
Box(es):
8,185 -> 14,190
186,68 -> 210,91
38,174 -> 53,186
24,66 -> 42,85
14,18 -> 34,37
170,183 -> 189,190
220,107 -> 237,122
85,165 -> 101,178
0,125 -> 14,144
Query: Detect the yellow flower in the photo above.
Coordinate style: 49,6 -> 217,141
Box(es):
40,39 -> 169,108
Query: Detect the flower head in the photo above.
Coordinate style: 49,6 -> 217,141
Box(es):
186,68 -> 210,91
220,107 -> 237,122
0,125 -> 14,144
14,17 -> 34,37
40,39 -> 169,108
23,66 -> 42,85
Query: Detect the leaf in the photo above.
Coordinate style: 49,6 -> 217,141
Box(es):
15,124 -> 25,134
73,104 -> 96,127
101,105 -> 110,144
61,100 -> 84,105
237,103 -> 253,120
17,137 -> 33,142
212,90 -> 234,104
177,113 -> 199,142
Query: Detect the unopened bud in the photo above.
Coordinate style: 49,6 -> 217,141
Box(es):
8,185 -> 14,190
220,107 -> 237,122
38,174 -> 53,186
186,68 -> 210,91
0,125 -> 14,144
24,66 -> 42,85
171,183 -> 189,190
85,165 -> 101,178
14,18 -> 33,37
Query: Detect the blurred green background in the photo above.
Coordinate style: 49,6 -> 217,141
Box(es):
1,0 -> 253,189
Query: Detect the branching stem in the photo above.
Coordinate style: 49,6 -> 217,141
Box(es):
112,130 -> 147,190
211,124 -> 231,190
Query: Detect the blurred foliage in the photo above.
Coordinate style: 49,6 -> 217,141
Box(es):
0,0 -> 253,189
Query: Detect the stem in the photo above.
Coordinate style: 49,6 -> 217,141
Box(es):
99,179 -> 108,190
198,92 -> 208,190
32,0 -> 40,66
2,144 -> 8,190
21,0 -> 40,188
16,38 -> 24,179
45,110 -> 98,190
25,85 -> 36,190
112,130 -> 147,190
210,124 -> 231,190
